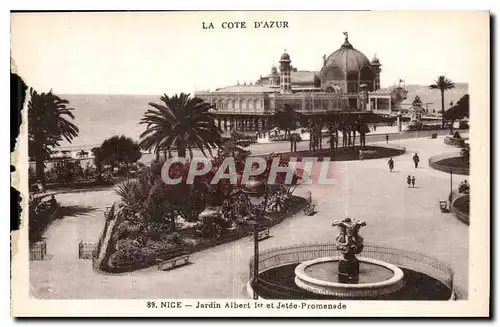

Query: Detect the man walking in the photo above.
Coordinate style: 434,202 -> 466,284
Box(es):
388,157 -> 394,172
411,176 -> 416,188
407,175 -> 412,188
413,153 -> 420,168
385,134 -> 389,144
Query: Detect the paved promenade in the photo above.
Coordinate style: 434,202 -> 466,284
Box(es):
30,134 -> 469,299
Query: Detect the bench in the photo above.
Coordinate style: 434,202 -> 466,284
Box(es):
250,228 -> 270,241
157,253 -> 191,271
304,203 -> 316,216
439,200 -> 449,213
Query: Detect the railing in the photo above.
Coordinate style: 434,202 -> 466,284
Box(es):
29,240 -> 47,260
249,243 -> 455,299
78,240 -> 97,260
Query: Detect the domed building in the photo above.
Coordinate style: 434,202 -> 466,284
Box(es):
320,35 -> 376,94
195,33 -> 404,133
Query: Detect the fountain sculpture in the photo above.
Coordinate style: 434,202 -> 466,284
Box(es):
294,218 -> 405,298
332,217 -> 366,282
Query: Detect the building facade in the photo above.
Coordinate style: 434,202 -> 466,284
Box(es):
195,33 -> 405,133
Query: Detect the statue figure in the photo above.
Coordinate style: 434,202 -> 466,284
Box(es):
343,31 -> 349,43
332,217 -> 366,279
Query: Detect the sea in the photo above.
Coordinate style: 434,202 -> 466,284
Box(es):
56,94 -> 160,151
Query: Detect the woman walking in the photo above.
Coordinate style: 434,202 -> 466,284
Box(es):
388,158 -> 395,172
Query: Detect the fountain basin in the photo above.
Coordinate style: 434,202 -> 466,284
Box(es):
294,256 -> 405,298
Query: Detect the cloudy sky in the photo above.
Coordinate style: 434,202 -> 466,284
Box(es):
11,11 -> 488,95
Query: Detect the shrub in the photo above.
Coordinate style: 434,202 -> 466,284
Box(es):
109,236 -> 186,268
109,241 -> 144,267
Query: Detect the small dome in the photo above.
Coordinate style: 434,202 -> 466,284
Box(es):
371,55 -> 380,64
280,51 -> 291,61
271,65 -> 278,73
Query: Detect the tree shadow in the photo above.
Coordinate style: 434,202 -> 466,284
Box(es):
58,205 -> 97,218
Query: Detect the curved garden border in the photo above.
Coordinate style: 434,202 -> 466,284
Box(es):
428,152 -> 469,175
450,190 -> 470,225
263,144 -> 406,162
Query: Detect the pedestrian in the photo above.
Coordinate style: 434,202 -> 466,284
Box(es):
385,134 -> 389,144
388,157 -> 394,172
413,153 -> 420,168
407,175 -> 412,188
411,176 -> 416,188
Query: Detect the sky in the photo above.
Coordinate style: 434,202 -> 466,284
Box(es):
11,11 -> 488,95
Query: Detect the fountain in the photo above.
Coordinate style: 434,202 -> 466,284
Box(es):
294,218 -> 405,298
248,216 -> 457,300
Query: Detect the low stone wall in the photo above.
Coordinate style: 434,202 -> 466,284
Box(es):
450,191 -> 470,225
92,210 -> 119,273
428,153 -> 469,175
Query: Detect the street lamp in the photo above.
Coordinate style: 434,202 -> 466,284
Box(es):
359,83 -> 369,111
242,177 -> 266,300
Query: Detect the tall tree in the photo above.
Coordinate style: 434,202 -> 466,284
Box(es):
28,89 -> 79,184
429,76 -> 455,128
139,93 -> 222,158
98,135 -> 142,175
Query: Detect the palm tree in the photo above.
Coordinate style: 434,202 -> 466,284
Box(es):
429,76 -> 455,128
28,89 -> 79,184
139,93 -> 222,159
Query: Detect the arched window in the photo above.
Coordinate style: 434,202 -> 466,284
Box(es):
239,100 -> 243,110
232,100 -> 236,109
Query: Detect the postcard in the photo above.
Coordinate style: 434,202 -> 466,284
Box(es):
10,10 -> 490,317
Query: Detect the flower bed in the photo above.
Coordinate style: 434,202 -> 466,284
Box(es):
96,152 -> 306,274
267,145 -> 406,162
97,195 -> 308,274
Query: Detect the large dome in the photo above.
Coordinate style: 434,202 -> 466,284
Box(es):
320,35 -> 375,93
323,38 -> 372,74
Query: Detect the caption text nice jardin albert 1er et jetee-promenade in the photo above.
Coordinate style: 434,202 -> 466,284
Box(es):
148,301 -> 347,310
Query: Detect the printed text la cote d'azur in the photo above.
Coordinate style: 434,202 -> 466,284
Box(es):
202,21 -> 289,30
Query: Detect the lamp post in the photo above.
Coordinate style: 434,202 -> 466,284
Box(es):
243,177 -> 266,300
359,83 -> 368,111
